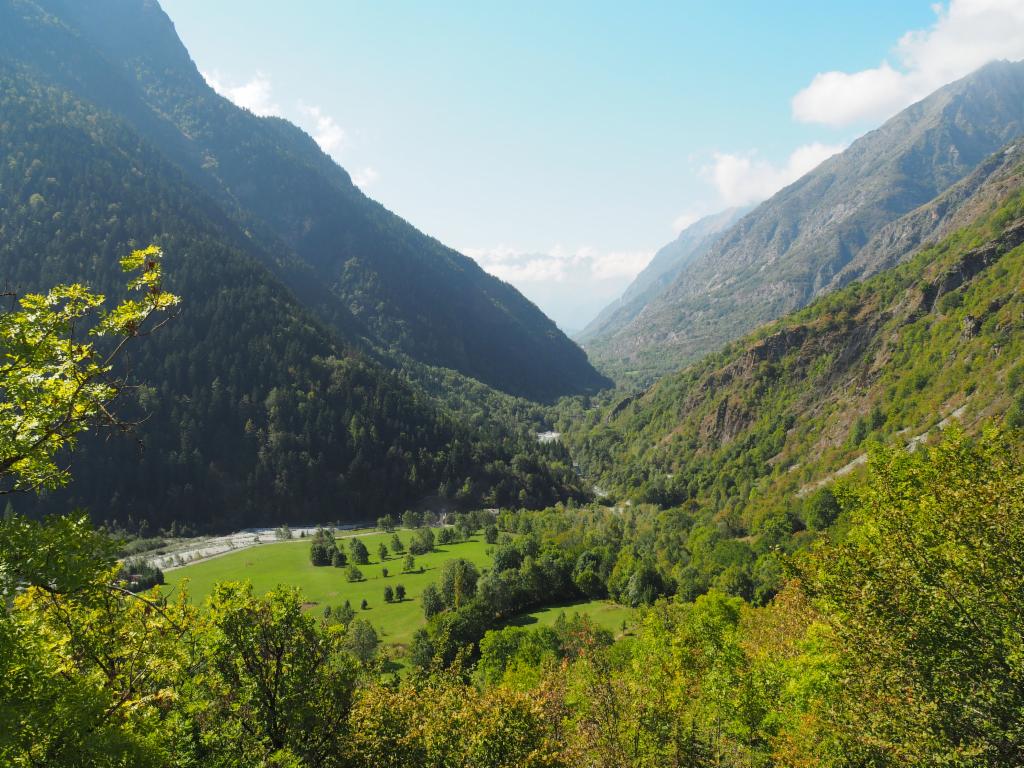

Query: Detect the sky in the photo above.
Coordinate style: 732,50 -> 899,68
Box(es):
160,0 -> 1024,332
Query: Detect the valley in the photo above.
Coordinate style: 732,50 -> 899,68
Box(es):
2,2 -> 1023,766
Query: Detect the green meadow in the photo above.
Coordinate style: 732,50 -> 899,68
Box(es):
508,599 -> 634,636
164,530 -> 494,646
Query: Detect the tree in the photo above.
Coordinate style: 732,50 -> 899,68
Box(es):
360,599 -> 369,611
384,585 -> 394,603
403,553 -> 415,573
492,543 -> 522,572
421,584 -> 444,618
0,514 -> 195,765
0,246 -> 178,494
409,526 -> 435,555
346,564 -> 364,582
378,541 -> 389,562
310,527 -> 338,566
345,618 -> 380,665
275,524 -> 293,540
349,538 -> 370,565
484,524 -> 499,544
334,600 -> 356,626
802,426 -> 1024,764
332,549 -> 348,568
376,514 -> 395,532
803,486 -> 840,531
0,250 -> 184,765
395,584 -> 406,601
390,533 -> 404,553
204,583 -> 359,765
437,526 -> 458,545
440,558 -> 479,609
402,510 -> 422,529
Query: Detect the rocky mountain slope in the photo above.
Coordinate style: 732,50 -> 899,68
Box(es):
562,150 -> 1024,533
597,60 -> 1024,381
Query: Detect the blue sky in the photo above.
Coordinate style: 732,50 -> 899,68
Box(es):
160,1 -> 1024,330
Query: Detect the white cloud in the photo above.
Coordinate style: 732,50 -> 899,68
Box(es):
298,103 -> 347,158
351,167 -> 379,189
203,71 -> 281,117
793,0 -> 1024,127
463,244 -> 655,330
704,142 -> 847,207
202,72 -> 355,164
464,244 -> 653,285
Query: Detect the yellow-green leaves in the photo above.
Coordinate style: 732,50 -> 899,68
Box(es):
96,245 -> 180,337
0,246 -> 178,493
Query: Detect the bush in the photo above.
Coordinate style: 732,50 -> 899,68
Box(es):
346,564 -> 364,583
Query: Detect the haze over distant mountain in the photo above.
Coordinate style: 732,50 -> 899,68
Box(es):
577,206 -> 748,346
0,0 -> 609,402
593,59 -> 1024,381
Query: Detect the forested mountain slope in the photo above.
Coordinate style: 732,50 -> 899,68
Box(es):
599,59 -> 1024,378
0,0 -> 609,401
0,68 -> 585,532
562,152 -> 1024,539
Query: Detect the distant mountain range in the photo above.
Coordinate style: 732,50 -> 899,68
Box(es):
577,206 -> 749,346
583,59 -> 1024,382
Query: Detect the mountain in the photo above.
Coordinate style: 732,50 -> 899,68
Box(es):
577,206 -> 748,354
562,146 -> 1024,531
0,49 -> 585,532
0,0 -> 609,402
824,139 -> 1024,290
596,60 -> 1024,380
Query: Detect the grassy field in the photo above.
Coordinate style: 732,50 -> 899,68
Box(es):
164,530 -> 495,646
506,599 -> 634,636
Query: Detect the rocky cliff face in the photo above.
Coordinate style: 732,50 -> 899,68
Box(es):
826,142 -> 1024,290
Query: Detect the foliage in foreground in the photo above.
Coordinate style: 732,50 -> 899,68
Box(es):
4,426 -> 1023,766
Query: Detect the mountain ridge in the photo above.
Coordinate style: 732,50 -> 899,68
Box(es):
0,35 -> 585,531
2,0 -> 610,402
593,59 -> 1024,381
